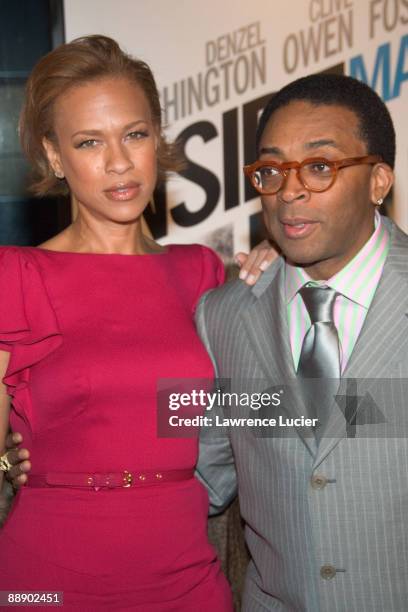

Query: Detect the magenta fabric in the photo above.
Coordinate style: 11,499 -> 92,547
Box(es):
0,244 -> 232,611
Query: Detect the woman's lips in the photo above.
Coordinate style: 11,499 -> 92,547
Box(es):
280,218 -> 318,239
104,183 -> 141,201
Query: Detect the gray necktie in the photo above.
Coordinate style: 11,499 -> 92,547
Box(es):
297,285 -> 340,439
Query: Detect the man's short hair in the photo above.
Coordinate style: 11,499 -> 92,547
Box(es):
256,74 -> 396,169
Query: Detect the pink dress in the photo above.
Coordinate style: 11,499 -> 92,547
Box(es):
0,244 -> 232,611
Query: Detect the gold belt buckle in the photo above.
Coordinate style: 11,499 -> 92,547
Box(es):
122,470 -> 133,488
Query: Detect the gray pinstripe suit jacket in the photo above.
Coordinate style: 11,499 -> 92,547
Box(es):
196,219 -> 408,611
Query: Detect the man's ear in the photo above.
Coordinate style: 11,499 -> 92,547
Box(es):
42,137 -> 64,179
370,162 -> 394,205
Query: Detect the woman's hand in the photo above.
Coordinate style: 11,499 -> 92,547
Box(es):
0,432 -> 29,526
0,479 -> 14,526
3,432 -> 31,488
235,239 -> 279,285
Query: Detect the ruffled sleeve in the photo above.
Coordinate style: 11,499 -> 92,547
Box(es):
0,247 -> 62,394
192,245 -> 225,313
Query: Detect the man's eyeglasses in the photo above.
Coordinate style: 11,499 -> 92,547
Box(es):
243,155 -> 382,195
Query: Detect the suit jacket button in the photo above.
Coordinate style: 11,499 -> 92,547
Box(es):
320,565 -> 336,579
311,475 -> 328,489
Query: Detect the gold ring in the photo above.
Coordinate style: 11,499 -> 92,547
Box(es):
0,452 -> 12,473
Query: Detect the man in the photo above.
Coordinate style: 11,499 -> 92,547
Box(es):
196,74 -> 407,611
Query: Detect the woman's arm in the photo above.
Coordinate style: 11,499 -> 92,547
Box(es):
0,350 -> 12,525
0,350 -> 11,455
235,239 -> 279,285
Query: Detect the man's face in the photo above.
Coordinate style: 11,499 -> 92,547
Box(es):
258,101 -> 385,279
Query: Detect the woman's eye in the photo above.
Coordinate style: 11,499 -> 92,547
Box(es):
126,130 -> 148,140
76,139 -> 98,149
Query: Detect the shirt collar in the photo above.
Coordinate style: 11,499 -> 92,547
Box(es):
285,210 -> 389,308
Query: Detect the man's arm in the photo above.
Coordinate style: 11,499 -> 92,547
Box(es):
196,427 -> 238,515
195,292 -> 238,514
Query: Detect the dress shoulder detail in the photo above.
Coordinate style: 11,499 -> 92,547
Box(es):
0,247 -> 62,393
192,245 -> 225,312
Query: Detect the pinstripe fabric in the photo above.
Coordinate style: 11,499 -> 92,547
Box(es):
286,211 -> 390,371
196,218 -> 408,611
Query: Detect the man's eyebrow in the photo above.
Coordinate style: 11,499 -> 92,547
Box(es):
304,139 -> 338,150
258,146 -> 282,156
259,140 -> 339,156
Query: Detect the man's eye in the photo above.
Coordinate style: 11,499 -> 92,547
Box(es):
259,166 -> 280,177
308,162 -> 331,173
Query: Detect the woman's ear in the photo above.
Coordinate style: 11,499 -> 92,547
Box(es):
42,137 -> 64,179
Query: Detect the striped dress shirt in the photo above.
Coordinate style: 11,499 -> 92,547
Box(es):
285,211 -> 390,372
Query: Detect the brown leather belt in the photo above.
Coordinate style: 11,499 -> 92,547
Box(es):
27,469 -> 195,490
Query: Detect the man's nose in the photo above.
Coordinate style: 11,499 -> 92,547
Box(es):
105,142 -> 134,174
278,168 -> 308,203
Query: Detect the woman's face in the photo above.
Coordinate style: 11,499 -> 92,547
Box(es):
44,77 -> 158,223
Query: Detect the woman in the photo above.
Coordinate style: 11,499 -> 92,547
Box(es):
0,36 -> 274,610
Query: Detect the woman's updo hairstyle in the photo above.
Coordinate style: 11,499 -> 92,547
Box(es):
19,35 -> 181,196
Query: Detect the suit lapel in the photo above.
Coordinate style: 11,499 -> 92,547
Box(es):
314,222 -> 408,468
241,259 -> 316,457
